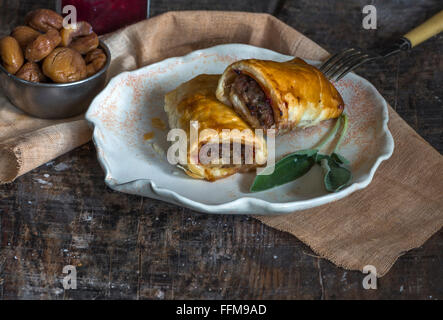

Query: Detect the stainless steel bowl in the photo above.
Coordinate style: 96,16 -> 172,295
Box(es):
0,40 -> 111,119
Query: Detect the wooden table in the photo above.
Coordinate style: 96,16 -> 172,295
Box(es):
0,0 -> 441,299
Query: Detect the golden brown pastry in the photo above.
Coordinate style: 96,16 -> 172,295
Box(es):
42,47 -> 87,83
165,74 -> 268,181
0,36 -> 24,74
216,58 -> 345,134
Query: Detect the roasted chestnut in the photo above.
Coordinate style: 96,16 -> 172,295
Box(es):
70,33 -> 99,55
0,36 -> 24,74
5,8 -> 106,85
16,62 -> 46,82
25,9 -> 63,33
42,47 -> 87,83
11,26 -> 41,50
60,21 -> 93,46
85,48 -> 107,77
25,29 -> 61,62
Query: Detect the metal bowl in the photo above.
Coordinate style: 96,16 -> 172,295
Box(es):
0,40 -> 111,119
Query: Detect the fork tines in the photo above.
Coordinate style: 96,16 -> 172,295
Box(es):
319,48 -> 375,81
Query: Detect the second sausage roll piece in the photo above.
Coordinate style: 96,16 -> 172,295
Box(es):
216,58 -> 345,134
165,74 -> 268,181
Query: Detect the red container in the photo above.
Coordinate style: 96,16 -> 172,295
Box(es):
58,0 -> 149,35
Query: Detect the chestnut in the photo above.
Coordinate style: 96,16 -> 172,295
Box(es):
60,21 -> 93,47
70,32 -> 99,55
42,47 -> 87,83
25,29 -> 62,62
85,48 -> 107,77
11,25 -> 41,50
25,9 -> 63,33
16,62 -> 46,82
0,36 -> 24,74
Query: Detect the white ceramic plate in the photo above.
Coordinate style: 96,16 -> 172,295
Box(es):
86,44 -> 394,215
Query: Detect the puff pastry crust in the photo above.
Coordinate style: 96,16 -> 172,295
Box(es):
216,58 -> 345,134
164,74 -> 267,181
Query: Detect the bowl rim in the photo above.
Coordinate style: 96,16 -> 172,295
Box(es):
0,40 -> 111,87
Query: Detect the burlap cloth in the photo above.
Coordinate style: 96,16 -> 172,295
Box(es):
1,11 -> 442,277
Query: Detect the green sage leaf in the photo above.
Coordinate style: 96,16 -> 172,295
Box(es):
314,153 -> 329,163
331,152 -> 350,165
321,158 -> 352,192
293,148 -> 318,157
250,154 -> 315,192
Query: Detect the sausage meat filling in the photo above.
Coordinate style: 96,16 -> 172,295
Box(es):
200,143 -> 255,167
231,73 -> 275,128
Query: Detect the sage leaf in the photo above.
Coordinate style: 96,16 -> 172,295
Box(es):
250,154 -> 315,192
321,158 -> 352,192
331,152 -> 350,165
314,153 -> 329,163
293,148 -> 318,157
249,113 -> 353,194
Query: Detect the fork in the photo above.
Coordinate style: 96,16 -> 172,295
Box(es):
320,10 -> 443,81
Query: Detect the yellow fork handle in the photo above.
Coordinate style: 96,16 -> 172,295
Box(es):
403,10 -> 443,47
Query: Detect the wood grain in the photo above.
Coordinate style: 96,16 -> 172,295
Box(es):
0,0 -> 442,299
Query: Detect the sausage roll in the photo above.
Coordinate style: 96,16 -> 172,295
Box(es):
165,74 -> 268,181
216,58 -> 345,134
